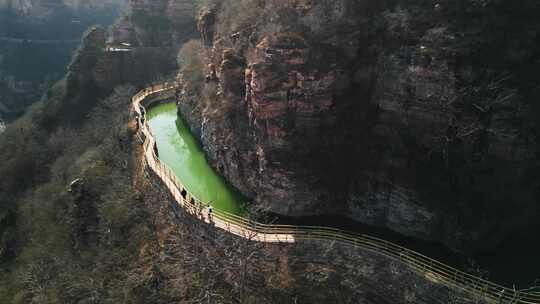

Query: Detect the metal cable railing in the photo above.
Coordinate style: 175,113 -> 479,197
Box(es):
132,84 -> 540,304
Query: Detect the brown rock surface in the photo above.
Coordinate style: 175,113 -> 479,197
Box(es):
177,0 -> 540,254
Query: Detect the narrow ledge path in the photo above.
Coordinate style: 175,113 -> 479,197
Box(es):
132,83 -> 540,304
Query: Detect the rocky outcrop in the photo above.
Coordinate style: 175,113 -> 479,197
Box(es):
64,25 -> 177,97
197,6 -> 216,46
178,0 -> 540,254
179,0 -> 371,215
67,27 -> 107,88
79,0 -> 199,91
115,0 -> 197,47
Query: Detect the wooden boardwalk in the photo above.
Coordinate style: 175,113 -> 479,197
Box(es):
132,83 -> 540,304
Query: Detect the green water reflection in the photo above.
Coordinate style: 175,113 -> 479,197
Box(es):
147,102 -> 245,215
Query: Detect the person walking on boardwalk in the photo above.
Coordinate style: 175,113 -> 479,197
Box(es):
207,205 -> 214,224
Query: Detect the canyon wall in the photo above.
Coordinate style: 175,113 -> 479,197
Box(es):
177,0 -> 540,253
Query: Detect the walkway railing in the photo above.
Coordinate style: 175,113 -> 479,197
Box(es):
132,83 -> 540,304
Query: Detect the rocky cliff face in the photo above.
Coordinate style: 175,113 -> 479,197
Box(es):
99,0 -> 200,90
178,0 -> 540,253
75,0 -> 197,92
111,0 -> 197,47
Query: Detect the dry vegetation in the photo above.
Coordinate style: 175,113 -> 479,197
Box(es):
177,39 -> 206,95
0,83 -> 154,303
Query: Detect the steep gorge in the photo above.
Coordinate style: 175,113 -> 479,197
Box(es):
0,1 -> 492,302
177,0 -> 540,255
1,0 -> 538,301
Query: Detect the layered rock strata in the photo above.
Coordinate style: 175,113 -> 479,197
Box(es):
177,0 -> 540,253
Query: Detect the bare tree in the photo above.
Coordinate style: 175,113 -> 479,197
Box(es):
162,205 -> 276,304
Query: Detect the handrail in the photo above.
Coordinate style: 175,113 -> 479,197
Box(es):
132,83 -> 540,304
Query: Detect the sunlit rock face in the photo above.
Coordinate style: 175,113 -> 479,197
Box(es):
227,31 -> 352,216
183,0 -> 370,218
245,33 -> 335,143
179,0 -> 540,253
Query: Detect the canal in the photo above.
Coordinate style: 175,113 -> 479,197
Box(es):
147,102 -> 246,215
146,101 -> 539,290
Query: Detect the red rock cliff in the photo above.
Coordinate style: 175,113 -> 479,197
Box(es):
177,0 -> 540,254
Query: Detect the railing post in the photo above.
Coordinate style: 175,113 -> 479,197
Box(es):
497,289 -> 505,304
511,291 -> 520,304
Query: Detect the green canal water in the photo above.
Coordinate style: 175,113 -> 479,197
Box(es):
147,102 -> 245,215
